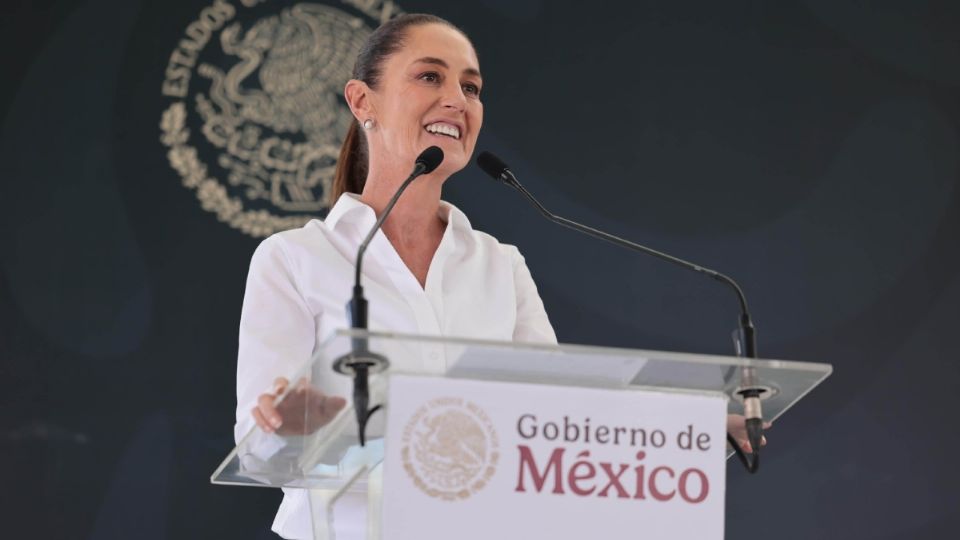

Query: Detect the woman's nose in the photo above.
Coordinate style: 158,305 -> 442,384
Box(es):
440,81 -> 467,111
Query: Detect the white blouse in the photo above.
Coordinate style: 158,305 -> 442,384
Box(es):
235,193 -> 556,539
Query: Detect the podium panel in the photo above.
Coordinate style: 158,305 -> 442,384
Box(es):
382,374 -> 727,540
211,329 -> 832,539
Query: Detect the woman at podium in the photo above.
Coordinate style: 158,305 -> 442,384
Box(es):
235,13 -> 556,539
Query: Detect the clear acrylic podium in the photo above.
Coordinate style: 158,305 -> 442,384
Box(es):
212,329 -> 832,539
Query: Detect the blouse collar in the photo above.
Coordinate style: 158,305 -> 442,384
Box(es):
324,192 -> 473,233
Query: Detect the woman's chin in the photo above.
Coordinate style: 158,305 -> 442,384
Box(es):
422,146 -> 467,170
430,158 -> 469,181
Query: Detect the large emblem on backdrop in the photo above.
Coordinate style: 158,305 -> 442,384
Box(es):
160,0 -> 402,237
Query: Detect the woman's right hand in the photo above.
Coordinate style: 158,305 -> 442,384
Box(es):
252,377 -> 347,436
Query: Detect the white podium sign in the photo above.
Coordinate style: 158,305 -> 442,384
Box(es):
382,374 -> 727,540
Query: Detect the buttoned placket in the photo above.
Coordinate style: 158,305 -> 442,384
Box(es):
361,212 -> 457,374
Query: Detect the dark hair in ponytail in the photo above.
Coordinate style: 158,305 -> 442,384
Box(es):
329,13 -> 469,205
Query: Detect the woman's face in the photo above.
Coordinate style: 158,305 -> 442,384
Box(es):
364,24 -> 483,178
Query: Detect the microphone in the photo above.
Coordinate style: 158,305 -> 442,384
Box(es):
477,151 -> 765,473
333,146 -> 444,446
349,145 -> 444,329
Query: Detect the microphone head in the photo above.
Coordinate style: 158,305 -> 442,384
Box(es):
416,146 -> 444,174
476,151 -> 510,182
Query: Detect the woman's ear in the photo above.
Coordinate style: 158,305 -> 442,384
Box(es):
344,79 -> 374,120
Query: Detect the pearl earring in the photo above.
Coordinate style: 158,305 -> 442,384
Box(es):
362,119 -> 375,130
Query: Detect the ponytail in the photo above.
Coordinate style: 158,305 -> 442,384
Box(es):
329,120 -> 368,205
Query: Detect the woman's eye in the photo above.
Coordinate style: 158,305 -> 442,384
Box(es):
462,83 -> 481,97
419,72 -> 441,83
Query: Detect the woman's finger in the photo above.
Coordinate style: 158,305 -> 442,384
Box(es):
257,393 -> 283,428
272,377 -> 289,396
325,396 -> 347,411
323,396 -> 347,420
309,395 -> 345,425
252,406 -> 273,433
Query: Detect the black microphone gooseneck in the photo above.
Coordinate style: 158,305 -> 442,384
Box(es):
476,151 -> 764,473
333,146 -> 444,446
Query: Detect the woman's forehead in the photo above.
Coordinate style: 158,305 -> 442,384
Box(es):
395,24 -> 480,72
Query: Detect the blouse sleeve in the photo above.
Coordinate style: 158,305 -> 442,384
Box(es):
509,246 -> 558,345
234,236 -> 318,444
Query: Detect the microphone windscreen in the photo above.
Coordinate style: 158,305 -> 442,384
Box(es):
416,146 -> 444,174
476,151 -> 509,181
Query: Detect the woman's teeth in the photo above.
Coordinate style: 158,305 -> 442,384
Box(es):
425,123 -> 460,139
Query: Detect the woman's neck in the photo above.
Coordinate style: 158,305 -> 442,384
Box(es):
359,161 -> 447,247
358,160 -> 448,288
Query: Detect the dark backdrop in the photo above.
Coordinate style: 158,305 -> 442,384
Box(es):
2,0 -> 959,538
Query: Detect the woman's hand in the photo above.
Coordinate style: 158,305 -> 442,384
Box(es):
726,414 -> 771,453
252,377 -> 347,436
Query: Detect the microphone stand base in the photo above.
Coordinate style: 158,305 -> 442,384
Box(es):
333,351 -> 390,447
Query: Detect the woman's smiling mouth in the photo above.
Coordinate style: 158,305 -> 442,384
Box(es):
424,122 -> 461,139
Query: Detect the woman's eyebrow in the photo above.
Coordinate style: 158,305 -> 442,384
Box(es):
412,56 -> 482,79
